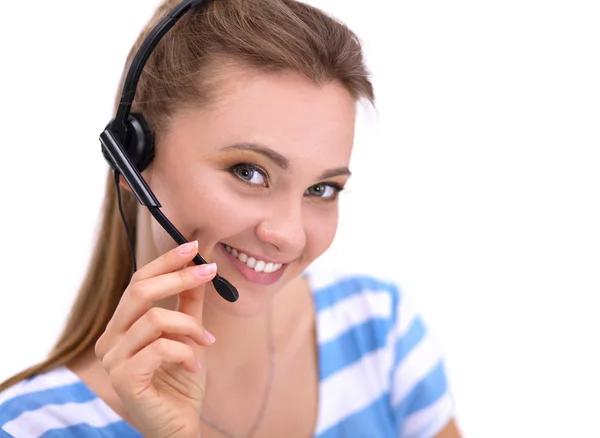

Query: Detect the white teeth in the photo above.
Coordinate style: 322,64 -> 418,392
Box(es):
223,244 -> 284,273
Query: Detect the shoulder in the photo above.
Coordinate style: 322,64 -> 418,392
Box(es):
305,260 -> 440,348
306,261 -> 413,379
305,262 -> 455,437
307,261 -> 401,307
0,366 -> 139,437
305,261 -> 406,332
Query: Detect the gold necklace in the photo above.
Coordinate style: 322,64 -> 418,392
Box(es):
201,309 -> 275,438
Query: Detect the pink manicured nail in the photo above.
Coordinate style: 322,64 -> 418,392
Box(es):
205,330 -> 216,344
193,263 -> 217,277
178,241 -> 198,254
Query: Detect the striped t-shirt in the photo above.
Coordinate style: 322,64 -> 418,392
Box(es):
0,266 -> 454,437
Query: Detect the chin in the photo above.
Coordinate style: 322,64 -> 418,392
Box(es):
205,282 -> 278,318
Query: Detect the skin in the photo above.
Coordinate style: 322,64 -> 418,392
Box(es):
72,62 -> 461,437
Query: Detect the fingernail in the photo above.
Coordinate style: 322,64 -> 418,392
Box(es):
193,263 -> 217,277
178,241 -> 198,254
205,329 -> 216,344
196,359 -> 202,371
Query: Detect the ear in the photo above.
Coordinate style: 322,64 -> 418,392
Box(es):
118,174 -> 133,193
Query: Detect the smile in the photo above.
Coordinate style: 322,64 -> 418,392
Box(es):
222,244 -> 284,273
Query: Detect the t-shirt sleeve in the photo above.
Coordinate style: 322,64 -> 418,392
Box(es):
389,288 -> 455,438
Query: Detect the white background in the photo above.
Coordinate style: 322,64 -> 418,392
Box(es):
1,1 -> 599,437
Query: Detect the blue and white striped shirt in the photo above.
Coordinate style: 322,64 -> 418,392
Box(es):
0,266 -> 454,437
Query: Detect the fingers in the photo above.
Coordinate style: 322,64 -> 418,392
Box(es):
100,307 -> 215,373
110,338 -> 200,398
104,261 -> 217,341
176,280 -> 209,322
94,241 -> 215,421
131,240 -> 200,283
96,241 -> 218,361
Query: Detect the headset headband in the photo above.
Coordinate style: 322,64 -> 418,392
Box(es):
110,0 -> 209,143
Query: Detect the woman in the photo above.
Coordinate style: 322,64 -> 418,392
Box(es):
0,0 -> 460,437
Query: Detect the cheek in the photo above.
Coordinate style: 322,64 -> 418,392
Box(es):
148,170 -> 265,251
304,207 -> 339,257
150,219 -> 179,256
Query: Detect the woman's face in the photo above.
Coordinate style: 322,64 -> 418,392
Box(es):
145,64 -> 357,316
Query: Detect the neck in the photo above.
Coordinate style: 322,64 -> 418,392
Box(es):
203,300 -> 272,367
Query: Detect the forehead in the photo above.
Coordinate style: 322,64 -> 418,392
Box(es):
172,63 -> 357,167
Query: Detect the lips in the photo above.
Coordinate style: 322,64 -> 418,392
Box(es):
222,244 -> 284,274
219,243 -> 289,285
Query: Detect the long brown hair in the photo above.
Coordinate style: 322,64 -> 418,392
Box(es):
0,0 -> 374,391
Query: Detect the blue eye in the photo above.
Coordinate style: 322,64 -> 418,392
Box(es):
305,183 -> 344,201
230,163 -> 268,187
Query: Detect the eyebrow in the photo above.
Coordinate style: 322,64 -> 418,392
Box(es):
318,167 -> 352,180
219,143 -> 352,180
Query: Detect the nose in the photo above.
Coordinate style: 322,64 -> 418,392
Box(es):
255,200 -> 306,255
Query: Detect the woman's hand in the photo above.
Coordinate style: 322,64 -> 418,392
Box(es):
95,240 -> 216,438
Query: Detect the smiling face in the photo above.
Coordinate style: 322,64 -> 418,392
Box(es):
143,62 -> 357,316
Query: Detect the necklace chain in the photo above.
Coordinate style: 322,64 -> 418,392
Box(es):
201,308 -> 275,438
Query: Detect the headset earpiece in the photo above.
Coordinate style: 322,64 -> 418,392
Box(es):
125,113 -> 156,172
102,113 -> 155,173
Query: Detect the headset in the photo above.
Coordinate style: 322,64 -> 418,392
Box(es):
99,0 -> 239,303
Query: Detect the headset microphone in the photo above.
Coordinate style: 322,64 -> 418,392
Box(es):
99,0 -> 239,303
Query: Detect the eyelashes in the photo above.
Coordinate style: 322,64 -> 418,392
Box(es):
227,162 -> 345,201
305,182 -> 345,200
229,163 -> 268,187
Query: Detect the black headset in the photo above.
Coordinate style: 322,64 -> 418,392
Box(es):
99,0 -> 239,303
